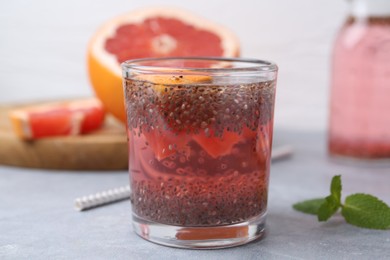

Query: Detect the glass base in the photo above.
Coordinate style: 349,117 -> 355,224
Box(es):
132,212 -> 267,249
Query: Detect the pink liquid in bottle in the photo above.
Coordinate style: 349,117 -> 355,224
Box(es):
329,1 -> 390,159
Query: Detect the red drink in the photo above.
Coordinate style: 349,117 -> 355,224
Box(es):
329,5 -> 390,159
125,77 -> 275,226
122,57 -> 278,248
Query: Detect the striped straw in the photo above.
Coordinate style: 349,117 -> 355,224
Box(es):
74,185 -> 131,211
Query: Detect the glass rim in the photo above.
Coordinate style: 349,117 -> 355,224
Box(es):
121,57 -> 278,73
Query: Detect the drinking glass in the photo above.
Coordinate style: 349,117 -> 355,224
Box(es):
122,57 -> 278,248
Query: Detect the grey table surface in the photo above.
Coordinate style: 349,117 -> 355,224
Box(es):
1,130 -> 389,260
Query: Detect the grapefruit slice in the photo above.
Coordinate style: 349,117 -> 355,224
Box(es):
88,7 -> 240,123
176,226 -> 248,240
192,130 -> 242,158
135,73 -> 212,94
9,98 -> 105,140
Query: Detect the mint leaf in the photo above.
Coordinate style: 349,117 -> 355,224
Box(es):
318,195 -> 340,221
292,175 -> 390,230
341,193 -> 390,230
330,175 -> 342,204
293,198 -> 325,215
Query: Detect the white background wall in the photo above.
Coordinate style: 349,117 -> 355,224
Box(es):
0,0 -> 348,131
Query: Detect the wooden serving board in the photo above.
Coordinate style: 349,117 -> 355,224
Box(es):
0,102 -> 128,170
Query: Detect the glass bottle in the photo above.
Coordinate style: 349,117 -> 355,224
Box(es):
328,0 -> 390,160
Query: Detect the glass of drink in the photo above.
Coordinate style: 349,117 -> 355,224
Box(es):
122,57 -> 278,249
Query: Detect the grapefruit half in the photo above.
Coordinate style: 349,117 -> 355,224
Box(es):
87,7 -> 240,123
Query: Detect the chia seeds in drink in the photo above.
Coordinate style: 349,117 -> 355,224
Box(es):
124,75 -> 276,226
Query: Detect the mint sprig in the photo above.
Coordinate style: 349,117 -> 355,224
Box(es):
293,175 -> 390,230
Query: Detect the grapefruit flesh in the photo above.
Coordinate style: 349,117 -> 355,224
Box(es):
88,7 -> 240,123
9,99 -> 105,140
192,130 -> 242,159
105,17 -> 224,63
